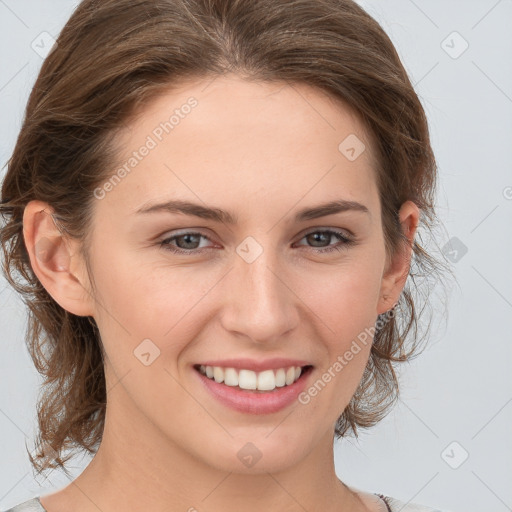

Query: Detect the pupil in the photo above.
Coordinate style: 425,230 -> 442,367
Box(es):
179,234 -> 199,249
309,232 -> 329,247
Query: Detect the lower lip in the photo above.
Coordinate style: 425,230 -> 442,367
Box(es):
194,366 -> 313,414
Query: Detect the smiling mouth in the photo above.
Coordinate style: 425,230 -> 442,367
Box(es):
193,364 -> 313,393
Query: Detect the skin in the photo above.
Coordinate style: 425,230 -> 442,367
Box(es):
23,74 -> 419,512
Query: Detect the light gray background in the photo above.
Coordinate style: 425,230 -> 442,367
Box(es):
1,1 -> 511,511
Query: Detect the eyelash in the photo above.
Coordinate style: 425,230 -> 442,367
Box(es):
159,229 -> 355,255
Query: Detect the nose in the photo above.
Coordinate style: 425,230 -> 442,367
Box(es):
219,247 -> 300,345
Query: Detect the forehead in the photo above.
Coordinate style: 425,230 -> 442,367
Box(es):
102,74 -> 380,219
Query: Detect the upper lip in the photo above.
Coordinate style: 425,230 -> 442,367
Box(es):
195,358 -> 313,372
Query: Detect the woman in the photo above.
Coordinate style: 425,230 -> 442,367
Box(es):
0,0 -> 453,511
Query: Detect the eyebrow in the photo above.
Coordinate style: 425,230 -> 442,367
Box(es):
135,198 -> 370,224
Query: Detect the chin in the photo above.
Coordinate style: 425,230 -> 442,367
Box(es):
198,427 -> 316,475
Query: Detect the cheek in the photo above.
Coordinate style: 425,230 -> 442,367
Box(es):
296,256 -> 384,342
91,255 -> 219,367
294,267 -> 381,419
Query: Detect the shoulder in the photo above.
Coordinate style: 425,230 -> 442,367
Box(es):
385,495 -> 454,512
2,497 -> 46,512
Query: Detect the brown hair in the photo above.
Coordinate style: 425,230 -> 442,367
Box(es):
0,0 -> 452,477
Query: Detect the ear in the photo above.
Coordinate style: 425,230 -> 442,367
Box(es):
377,200 -> 420,315
23,200 -> 96,317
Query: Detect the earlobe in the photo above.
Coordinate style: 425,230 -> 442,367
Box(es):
23,200 -> 95,317
377,200 -> 420,315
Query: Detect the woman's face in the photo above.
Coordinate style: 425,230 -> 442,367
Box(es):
76,74 -> 416,474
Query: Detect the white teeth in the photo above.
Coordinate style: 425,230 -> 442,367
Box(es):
223,368 -> 238,387
238,369 -> 257,390
199,365 -> 306,391
275,368 -> 286,387
285,367 -> 296,385
213,366 -> 224,383
257,369 -> 276,391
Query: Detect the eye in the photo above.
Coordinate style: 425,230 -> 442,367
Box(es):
158,229 -> 355,255
294,229 -> 355,254
159,231 -> 214,254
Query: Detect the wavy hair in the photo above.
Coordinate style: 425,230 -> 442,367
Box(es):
0,0 -> 452,477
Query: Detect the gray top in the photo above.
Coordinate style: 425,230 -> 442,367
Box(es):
3,495 -> 452,511
3,498 -> 45,512
385,497 -> 450,512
